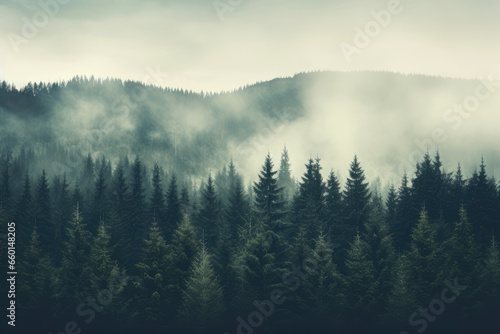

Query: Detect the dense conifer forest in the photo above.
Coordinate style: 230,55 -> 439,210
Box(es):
1,145 -> 499,333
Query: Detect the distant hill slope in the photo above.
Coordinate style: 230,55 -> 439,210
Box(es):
1,71 -> 499,184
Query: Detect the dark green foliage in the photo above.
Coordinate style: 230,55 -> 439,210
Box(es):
325,170 -> 342,242
385,254 -> 417,322
0,146 -> 499,333
179,244 -> 225,330
292,158 -> 326,244
343,233 -> 376,314
34,170 -> 52,249
18,226 -> 54,314
165,174 -> 181,239
253,153 -> 286,228
298,234 -> 342,316
277,146 -> 295,205
166,215 -> 199,317
394,173 -> 413,250
363,195 -> 396,307
57,205 -> 92,311
133,220 -> 169,321
150,163 -> 166,231
196,174 -> 221,250
407,208 -> 440,302
342,155 -> 371,241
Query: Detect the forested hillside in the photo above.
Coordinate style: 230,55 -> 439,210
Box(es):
0,147 -> 499,333
1,71 -> 500,185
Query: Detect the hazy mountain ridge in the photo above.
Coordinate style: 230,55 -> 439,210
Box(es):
0,71 -> 498,185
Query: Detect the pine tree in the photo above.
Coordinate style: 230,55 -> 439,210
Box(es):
166,215 -> 198,318
480,235 -> 500,309
90,164 -> 109,234
325,170 -> 342,242
15,173 -> 34,253
0,150 -> 13,220
465,158 -> 499,246
342,155 -> 371,241
18,226 -> 54,315
196,174 -> 220,250
298,234 -> 342,316
386,255 -> 417,323
127,156 -> 147,266
408,208 -> 440,302
277,146 -> 295,205
34,170 -> 52,249
441,206 -> 479,289
57,205 -> 92,310
179,243 -> 225,330
385,184 -> 397,232
394,173 -> 413,250
364,194 -> 396,308
232,227 -> 282,309
52,173 -> 72,263
89,221 -> 119,292
343,232 -> 376,315
253,153 -> 285,229
150,162 -> 166,232
180,184 -> 191,216
133,220 -> 169,321
292,158 -> 326,244
165,174 -> 181,240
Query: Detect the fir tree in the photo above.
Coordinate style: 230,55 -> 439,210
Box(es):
342,155 -> 371,241
57,205 -> 92,311
253,153 -> 285,229
133,220 -> 169,321
165,174 -> 181,240
179,243 -> 225,330
325,170 -> 343,242
277,146 -> 295,205
34,170 -> 52,249
196,174 -> 220,250
408,208 -> 440,302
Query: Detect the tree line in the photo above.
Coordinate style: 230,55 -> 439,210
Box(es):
0,148 -> 499,334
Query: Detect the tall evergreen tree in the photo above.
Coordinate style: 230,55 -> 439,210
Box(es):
165,174 -> 181,240
292,158 -> 326,244
364,194 -> 396,308
166,215 -> 198,319
18,226 -> 54,317
15,173 -> 34,252
325,170 -> 343,242
394,173 -> 413,250
196,174 -> 220,250
342,156 -> 371,242
408,208 -> 440,302
34,170 -> 52,249
57,205 -> 92,311
277,146 -> 295,205
133,220 -> 169,321
179,243 -> 225,330
253,153 -> 285,228
343,232 -> 376,318
298,234 -> 342,317
149,162 -> 166,231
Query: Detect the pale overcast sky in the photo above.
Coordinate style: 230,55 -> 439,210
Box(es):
1,0 -> 498,92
